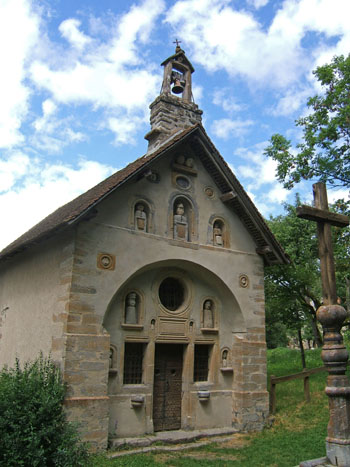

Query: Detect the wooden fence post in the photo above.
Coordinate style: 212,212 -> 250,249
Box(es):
303,369 -> 311,403
269,375 -> 276,414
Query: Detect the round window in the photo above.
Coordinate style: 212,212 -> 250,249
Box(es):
176,175 -> 190,189
159,277 -> 185,311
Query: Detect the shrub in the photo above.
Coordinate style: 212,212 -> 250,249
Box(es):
0,355 -> 90,466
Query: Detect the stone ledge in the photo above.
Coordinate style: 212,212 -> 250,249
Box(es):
299,458 -> 331,466
109,426 -> 238,450
64,396 -> 109,407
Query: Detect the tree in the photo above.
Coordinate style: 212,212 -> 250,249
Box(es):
264,54 -> 350,189
265,197 -> 323,350
265,196 -> 350,354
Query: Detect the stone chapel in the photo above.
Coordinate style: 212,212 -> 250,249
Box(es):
0,46 -> 289,449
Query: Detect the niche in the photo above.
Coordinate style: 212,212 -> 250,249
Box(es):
109,345 -> 118,374
134,201 -> 150,232
172,197 -> 194,241
122,291 -> 143,330
220,347 -> 233,373
208,217 -> 230,248
201,299 -> 218,333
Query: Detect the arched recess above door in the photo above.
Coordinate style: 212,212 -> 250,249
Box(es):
103,259 -> 246,341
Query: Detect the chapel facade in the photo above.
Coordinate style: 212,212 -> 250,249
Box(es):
0,46 -> 289,449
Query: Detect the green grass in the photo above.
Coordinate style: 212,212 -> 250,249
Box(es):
91,347 -> 331,466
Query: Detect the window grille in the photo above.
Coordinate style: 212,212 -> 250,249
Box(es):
159,278 -> 184,311
194,345 -> 210,382
123,343 -> 144,384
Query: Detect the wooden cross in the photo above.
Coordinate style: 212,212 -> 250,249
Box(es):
297,182 -> 349,305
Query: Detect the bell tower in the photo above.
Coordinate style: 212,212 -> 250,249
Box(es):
145,43 -> 203,153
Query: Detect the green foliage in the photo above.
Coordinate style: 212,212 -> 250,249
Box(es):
0,355 -> 90,467
265,196 -> 350,348
265,320 -> 289,349
265,54 -> 350,189
265,198 -> 323,347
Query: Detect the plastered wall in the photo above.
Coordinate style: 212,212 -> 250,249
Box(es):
0,231 -> 74,368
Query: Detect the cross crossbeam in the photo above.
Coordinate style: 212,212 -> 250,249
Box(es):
297,182 -> 349,305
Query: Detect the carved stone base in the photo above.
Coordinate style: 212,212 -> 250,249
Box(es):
299,457 -> 331,466
326,440 -> 350,467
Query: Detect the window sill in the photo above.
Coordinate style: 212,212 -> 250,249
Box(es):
121,324 -> 144,331
200,328 -> 219,334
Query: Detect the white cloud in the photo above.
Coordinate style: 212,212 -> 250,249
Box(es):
232,141 -> 291,214
0,0 -> 40,148
0,156 -> 116,251
33,99 -> 57,132
246,0 -> 269,9
235,141 -> 278,186
59,19 -> 92,50
211,118 -> 253,139
107,116 -> 145,145
266,184 -> 289,203
0,152 -> 31,192
269,87 -> 313,117
328,188 -> 350,203
165,0 -> 350,89
212,88 -> 244,113
31,99 -> 87,153
29,0 -> 165,143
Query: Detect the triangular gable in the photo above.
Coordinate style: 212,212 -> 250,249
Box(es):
0,124 -> 289,265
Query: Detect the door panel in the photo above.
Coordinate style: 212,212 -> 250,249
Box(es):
153,344 -> 183,431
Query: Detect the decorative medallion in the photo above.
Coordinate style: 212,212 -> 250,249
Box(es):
204,187 -> 215,199
239,274 -> 249,288
97,253 -> 115,270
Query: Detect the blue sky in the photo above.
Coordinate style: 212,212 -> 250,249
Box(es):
1,0 -> 350,251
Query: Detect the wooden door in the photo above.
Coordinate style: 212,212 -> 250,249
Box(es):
153,344 -> 183,431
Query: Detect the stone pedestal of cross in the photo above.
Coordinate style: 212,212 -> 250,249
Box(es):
297,182 -> 350,467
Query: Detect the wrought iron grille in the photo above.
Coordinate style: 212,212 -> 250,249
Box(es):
194,345 -> 210,382
159,278 -> 184,311
123,343 -> 144,384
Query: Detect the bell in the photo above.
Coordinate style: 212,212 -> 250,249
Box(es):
172,79 -> 184,94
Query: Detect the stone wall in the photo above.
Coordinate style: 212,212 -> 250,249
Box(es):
145,94 -> 203,152
0,232 -> 74,368
62,224 -> 110,450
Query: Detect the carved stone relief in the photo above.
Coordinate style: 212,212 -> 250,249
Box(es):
97,253 -> 116,270
239,274 -> 249,288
